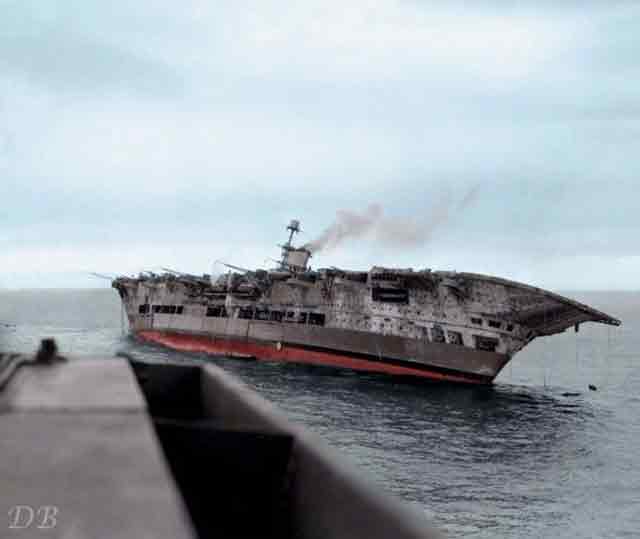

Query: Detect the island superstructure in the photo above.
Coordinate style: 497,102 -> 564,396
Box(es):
112,220 -> 621,385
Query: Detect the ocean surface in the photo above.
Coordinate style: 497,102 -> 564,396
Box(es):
1,288 -> 638,538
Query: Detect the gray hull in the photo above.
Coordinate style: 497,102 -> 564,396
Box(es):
134,314 -> 510,384
113,259 -> 620,385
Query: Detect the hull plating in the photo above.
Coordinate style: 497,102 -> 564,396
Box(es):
137,330 -> 493,385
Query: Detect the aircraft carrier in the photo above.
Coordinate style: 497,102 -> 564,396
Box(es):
112,220 -> 621,385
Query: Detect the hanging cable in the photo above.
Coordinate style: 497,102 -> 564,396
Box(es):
604,325 -> 612,388
543,304 -> 548,387
121,302 -> 127,337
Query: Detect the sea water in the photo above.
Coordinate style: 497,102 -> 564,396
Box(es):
1,288 -> 638,538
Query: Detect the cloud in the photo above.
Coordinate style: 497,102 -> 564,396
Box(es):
1,1 -> 639,289
1,2 -> 183,95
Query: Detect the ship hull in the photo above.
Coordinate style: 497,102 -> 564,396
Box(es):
135,328 -> 502,385
112,223 -> 621,387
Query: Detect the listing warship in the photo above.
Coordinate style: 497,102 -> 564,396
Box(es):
113,220 -> 621,385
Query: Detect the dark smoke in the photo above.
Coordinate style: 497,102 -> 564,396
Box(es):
304,204 -> 383,253
304,185 -> 481,254
457,183 -> 481,210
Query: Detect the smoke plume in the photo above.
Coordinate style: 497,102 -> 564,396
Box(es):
303,185 -> 481,254
304,204 -> 383,253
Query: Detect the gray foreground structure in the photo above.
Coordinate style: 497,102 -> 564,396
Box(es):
0,349 -> 440,538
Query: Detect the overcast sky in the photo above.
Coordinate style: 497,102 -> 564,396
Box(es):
1,1 -> 638,290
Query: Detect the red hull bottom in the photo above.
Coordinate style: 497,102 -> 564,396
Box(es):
137,330 -> 490,385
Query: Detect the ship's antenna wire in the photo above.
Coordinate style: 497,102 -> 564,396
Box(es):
543,305 -> 547,387
575,323 -> 580,388
605,325 -> 612,388
575,324 -> 579,369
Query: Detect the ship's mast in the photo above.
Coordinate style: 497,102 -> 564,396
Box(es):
280,219 -> 301,270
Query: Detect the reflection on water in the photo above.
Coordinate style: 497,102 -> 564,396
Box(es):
1,289 -> 639,538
